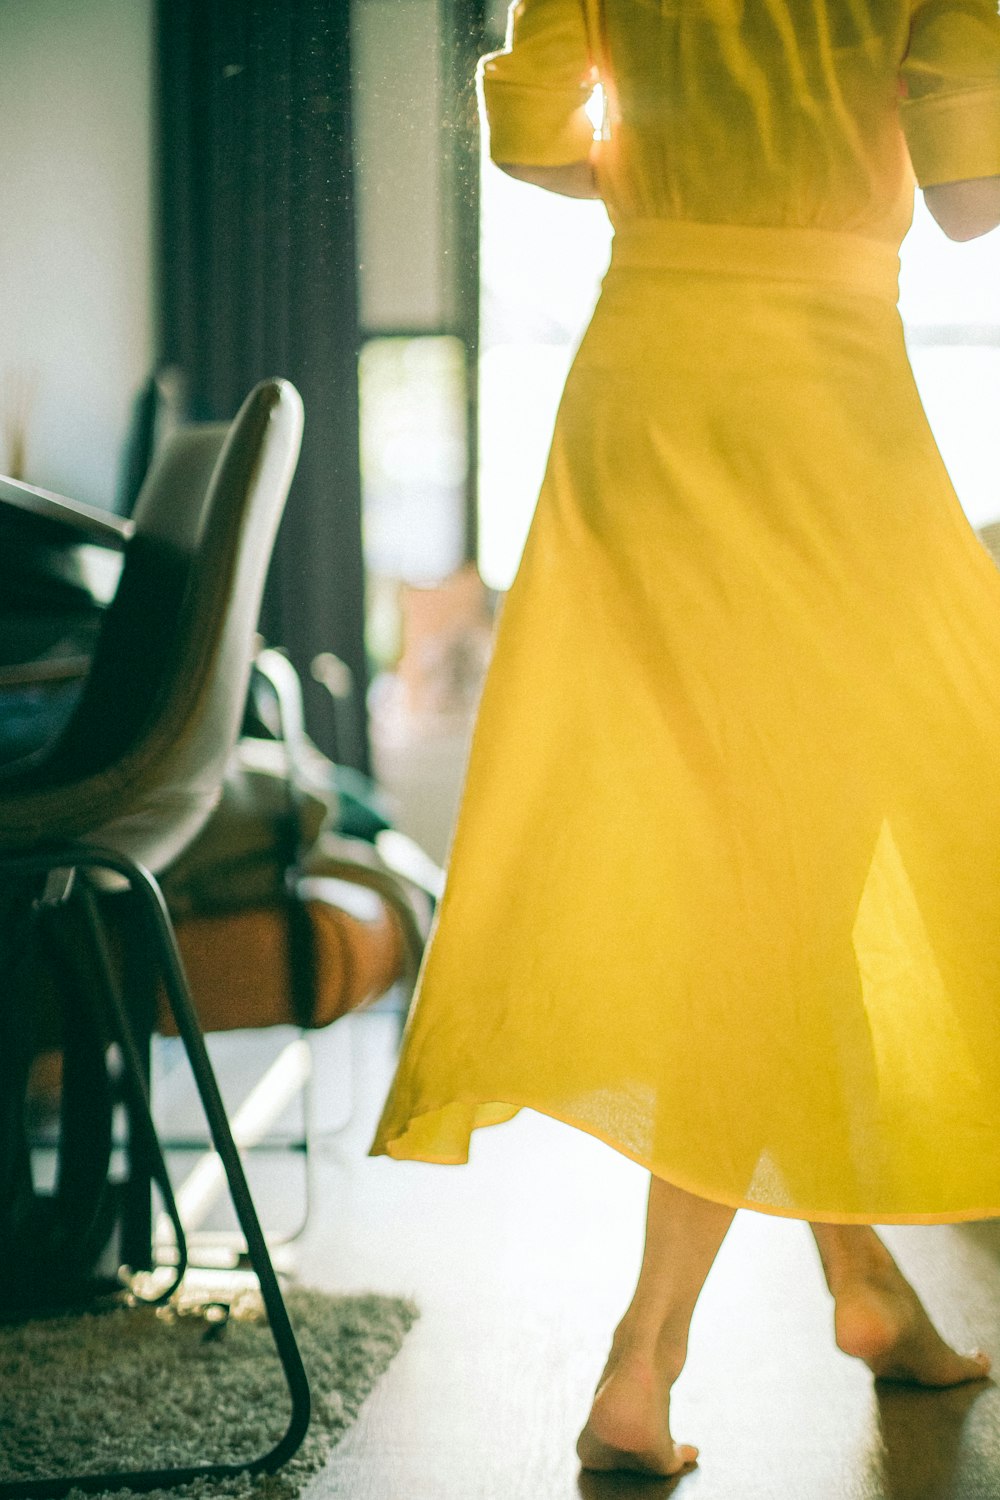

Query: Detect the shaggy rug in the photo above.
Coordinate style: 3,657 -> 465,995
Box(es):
0,1284 -> 418,1498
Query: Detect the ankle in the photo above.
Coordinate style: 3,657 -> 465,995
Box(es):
817,1227 -> 897,1297
609,1320 -> 688,1382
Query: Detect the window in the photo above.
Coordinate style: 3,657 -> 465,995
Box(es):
358,335 -> 468,663
477,93 -> 611,591
900,200 -> 1000,530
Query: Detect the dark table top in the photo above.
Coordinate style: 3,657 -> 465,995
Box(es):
0,475 -> 130,624
0,475 -> 132,552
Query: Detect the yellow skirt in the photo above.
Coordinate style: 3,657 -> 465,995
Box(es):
371,218 -> 1000,1225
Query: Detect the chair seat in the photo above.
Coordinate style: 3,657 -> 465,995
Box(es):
162,883 -> 405,1034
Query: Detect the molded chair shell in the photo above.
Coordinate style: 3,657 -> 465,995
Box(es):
0,385 -> 299,873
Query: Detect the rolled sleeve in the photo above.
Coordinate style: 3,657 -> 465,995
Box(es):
901,0 -> 1000,186
480,0 -> 596,166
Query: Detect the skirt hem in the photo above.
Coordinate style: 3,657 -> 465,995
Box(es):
370,1093 -> 1000,1227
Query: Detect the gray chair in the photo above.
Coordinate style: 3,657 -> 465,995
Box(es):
0,379 -> 311,1497
0,423 -> 231,753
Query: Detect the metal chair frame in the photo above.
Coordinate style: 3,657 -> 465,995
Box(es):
0,842 -> 311,1500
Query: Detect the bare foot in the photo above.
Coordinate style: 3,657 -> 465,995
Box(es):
576,1347 -> 697,1477
833,1264 -> 991,1387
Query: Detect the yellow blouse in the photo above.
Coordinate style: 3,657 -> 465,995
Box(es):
481,0 -> 1000,244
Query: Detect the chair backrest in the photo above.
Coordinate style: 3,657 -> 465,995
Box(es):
37,422 -> 232,783
0,380 -> 304,871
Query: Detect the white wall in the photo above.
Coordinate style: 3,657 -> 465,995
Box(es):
351,0 -> 445,332
0,0 -> 154,507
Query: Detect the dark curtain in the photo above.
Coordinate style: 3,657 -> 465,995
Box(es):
156,0 -> 368,769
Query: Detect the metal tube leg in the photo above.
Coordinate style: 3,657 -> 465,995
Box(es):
76,882 -> 189,1300
0,845 -> 311,1499
115,857 -> 312,1471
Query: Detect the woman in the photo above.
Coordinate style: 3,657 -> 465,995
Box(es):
372,0 -> 1000,1476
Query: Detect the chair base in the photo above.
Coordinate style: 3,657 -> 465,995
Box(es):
0,842 -> 311,1498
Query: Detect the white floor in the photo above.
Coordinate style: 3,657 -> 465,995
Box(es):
152,1009 -> 1000,1500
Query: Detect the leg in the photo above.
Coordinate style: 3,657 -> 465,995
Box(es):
577,1175 -> 735,1476
811,1223 -> 991,1385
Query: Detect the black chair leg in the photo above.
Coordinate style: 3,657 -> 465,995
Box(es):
0,844 -> 311,1500
72,881 -> 189,1301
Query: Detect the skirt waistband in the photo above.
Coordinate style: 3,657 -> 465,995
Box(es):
609,218 -> 900,301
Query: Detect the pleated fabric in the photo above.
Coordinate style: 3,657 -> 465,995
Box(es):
371,1 -> 1000,1223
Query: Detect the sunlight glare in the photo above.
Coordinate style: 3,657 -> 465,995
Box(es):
585,83 -> 606,136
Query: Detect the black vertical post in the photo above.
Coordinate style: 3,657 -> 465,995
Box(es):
440,0 -> 488,566
116,889 -> 156,1274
